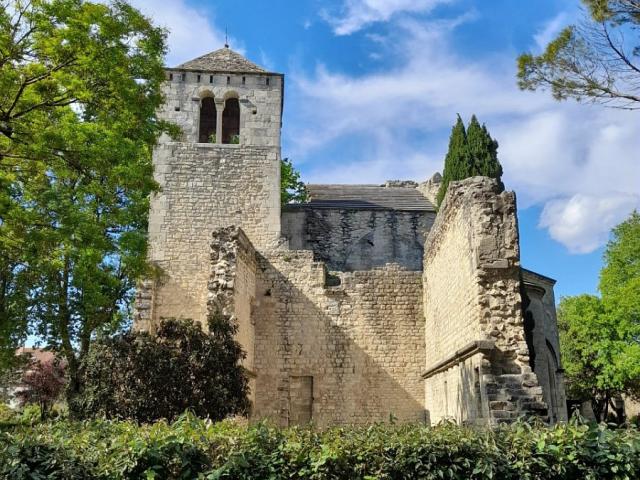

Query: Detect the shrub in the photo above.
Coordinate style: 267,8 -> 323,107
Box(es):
0,416 -> 639,479
0,403 -> 15,426
15,359 -> 66,421
72,318 -> 249,423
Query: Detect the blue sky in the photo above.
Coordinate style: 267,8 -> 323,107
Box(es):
131,0 -> 639,300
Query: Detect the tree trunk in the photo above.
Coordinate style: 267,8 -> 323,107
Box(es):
58,254 -> 80,412
610,397 -> 626,425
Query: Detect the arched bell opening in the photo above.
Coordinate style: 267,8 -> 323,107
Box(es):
222,97 -> 240,144
199,97 -> 217,143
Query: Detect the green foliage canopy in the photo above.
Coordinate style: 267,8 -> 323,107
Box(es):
436,115 -> 503,206
517,1 -> 640,109
558,211 -> 640,421
0,0 -> 171,399
73,318 -> 250,423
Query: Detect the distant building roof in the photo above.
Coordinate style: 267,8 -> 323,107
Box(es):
174,46 -> 270,73
286,184 -> 436,212
15,347 -> 57,365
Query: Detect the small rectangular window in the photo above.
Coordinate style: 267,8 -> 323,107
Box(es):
181,73 -> 186,81
242,76 -> 246,85
227,76 -> 230,85
209,75 -> 213,83
169,73 -> 173,81
197,74 -> 201,82
266,77 -> 270,86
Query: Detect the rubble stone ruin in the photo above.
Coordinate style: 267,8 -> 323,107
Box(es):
135,46 -> 568,426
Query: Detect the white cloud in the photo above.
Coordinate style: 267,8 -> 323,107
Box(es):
125,0 -> 231,66
322,0 -> 453,35
533,12 -> 572,52
287,15 -> 640,253
540,194 -> 640,253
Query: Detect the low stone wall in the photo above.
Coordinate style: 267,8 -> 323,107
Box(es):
422,177 -> 548,424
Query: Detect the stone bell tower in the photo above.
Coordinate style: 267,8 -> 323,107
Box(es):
136,46 -> 283,329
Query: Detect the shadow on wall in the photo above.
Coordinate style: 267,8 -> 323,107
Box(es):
248,249 -> 427,427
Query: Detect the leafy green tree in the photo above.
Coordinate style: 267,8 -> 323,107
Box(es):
600,211 -> 640,327
436,115 -> 503,206
73,318 -> 250,422
0,0 -> 171,403
558,211 -> 640,422
281,157 -> 308,205
517,1 -> 640,109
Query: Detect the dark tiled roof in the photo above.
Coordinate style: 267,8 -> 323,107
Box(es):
286,184 -> 436,212
175,47 -> 268,73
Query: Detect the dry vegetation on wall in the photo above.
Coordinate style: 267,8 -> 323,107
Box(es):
1,414 -> 640,479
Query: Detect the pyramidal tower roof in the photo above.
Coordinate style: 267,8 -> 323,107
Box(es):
174,46 -> 269,73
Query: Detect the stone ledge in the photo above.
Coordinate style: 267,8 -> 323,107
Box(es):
421,340 -> 495,379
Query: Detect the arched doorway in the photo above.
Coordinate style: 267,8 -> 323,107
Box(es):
222,97 -> 240,143
199,97 -> 217,143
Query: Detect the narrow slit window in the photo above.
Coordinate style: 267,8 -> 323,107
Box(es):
181,73 -> 186,81
197,74 -> 201,82
169,73 -> 173,81
242,76 -> 246,85
227,76 -> 230,85
266,77 -> 270,86
209,75 -> 213,83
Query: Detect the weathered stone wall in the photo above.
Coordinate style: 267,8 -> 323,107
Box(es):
207,226 -> 259,404
422,177 -> 548,424
158,71 -> 282,147
417,172 -> 442,207
143,143 -> 280,327
522,270 -> 568,422
254,253 -> 426,426
206,227 -> 426,427
281,208 -> 435,271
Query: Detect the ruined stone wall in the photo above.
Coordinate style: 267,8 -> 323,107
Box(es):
522,270 -> 568,422
207,227 -> 259,405
141,143 -> 280,328
417,173 -> 442,207
206,227 -> 426,427
281,208 -> 435,271
254,253 -> 426,426
423,177 -> 547,424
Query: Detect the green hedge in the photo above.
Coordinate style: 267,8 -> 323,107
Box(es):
1,414 -> 639,479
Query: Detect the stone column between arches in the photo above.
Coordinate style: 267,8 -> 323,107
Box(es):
214,99 -> 225,144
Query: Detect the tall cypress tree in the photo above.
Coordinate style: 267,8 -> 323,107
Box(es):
436,115 -> 504,206
436,115 -> 469,206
